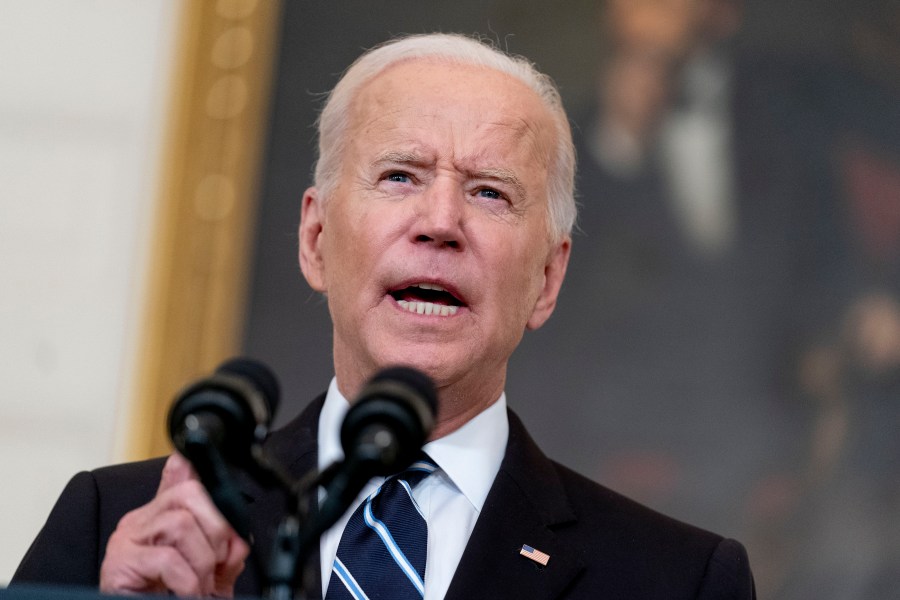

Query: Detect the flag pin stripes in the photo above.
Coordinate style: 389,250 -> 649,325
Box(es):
519,544 -> 550,566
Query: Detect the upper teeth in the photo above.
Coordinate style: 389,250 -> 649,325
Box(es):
397,300 -> 459,316
395,282 -> 459,316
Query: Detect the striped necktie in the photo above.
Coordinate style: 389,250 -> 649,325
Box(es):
326,456 -> 437,600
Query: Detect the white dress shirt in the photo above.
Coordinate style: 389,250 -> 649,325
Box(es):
318,377 -> 509,600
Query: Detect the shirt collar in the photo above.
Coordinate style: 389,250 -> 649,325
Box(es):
317,376 -> 509,513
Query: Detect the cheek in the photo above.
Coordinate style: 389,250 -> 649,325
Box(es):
321,210 -> 389,298
323,207 -> 364,260
491,248 -> 547,317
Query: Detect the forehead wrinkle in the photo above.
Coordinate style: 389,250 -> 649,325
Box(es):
351,95 -> 414,143
482,114 -> 541,139
371,149 -> 434,169
477,115 -> 551,166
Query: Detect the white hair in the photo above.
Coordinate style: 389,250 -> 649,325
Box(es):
313,33 -> 576,241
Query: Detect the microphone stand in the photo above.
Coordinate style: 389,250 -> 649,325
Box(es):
263,452 -> 382,600
179,426 -> 371,600
180,429 -> 316,598
263,465 -> 325,600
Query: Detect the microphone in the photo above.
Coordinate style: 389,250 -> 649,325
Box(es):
263,366 -> 436,596
167,357 -> 280,539
317,366 -> 437,533
168,357 -> 280,466
340,366 -> 437,475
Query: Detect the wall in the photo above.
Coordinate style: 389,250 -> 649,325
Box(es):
0,0 -> 179,582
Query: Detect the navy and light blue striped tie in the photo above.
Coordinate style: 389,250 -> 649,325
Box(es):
326,456 -> 437,600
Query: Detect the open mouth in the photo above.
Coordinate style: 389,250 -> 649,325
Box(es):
388,282 -> 465,316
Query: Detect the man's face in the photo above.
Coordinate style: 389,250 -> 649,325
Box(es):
299,59 -> 570,418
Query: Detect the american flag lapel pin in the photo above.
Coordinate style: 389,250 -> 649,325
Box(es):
520,544 -> 550,566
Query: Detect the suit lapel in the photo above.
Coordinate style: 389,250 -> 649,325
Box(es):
445,410 -> 585,600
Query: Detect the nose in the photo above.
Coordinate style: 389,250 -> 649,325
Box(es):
410,178 -> 466,250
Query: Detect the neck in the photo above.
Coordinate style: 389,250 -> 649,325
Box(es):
333,360 -> 506,441
429,378 -> 504,439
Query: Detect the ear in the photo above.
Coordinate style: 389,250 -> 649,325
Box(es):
526,237 -> 571,331
298,186 -> 327,292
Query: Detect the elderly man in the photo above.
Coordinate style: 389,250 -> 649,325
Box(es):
14,33 -> 755,599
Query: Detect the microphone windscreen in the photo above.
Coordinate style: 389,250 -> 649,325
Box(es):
215,357 -> 281,418
367,365 -> 438,415
339,365 -> 437,475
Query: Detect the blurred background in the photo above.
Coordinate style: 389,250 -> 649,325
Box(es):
2,1 -> 898,598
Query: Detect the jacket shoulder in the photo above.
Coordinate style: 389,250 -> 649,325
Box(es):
550,461 -> 754,599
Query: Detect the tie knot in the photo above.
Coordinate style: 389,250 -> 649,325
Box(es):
394,454 -> 438,489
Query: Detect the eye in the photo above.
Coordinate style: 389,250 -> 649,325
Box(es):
385,172 -> 411,184
476,187 -> 503,201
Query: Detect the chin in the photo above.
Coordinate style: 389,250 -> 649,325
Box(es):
374,345 -> 466,386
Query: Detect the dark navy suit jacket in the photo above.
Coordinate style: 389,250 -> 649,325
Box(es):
13,396 -> 755,599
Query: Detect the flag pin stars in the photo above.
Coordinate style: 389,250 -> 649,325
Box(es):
520,544 -> 550,566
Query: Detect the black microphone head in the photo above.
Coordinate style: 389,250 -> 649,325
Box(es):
368,366 -> 437,409
168,357 -> 280,463
340,366 -> 437,475
215,357 -> 281,420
